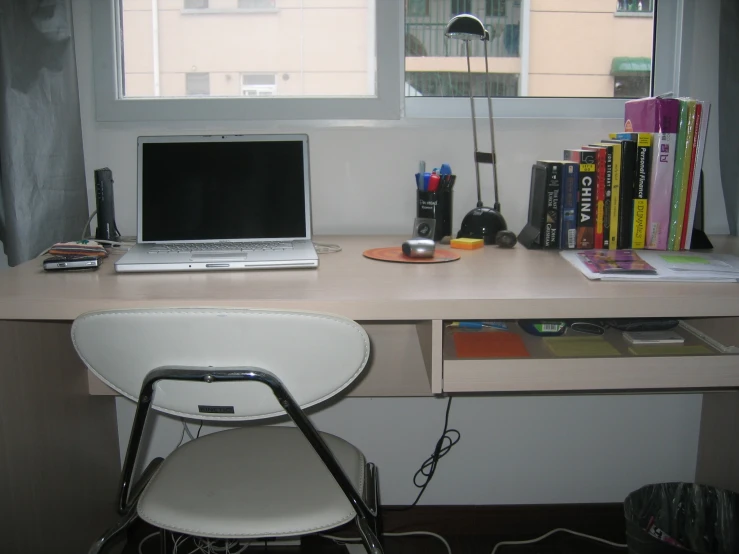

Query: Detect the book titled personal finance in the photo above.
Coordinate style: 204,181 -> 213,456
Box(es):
624,97 -> 680,250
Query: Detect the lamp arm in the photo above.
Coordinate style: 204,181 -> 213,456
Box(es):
483,39 -> 501,212
467,41 -> 483,208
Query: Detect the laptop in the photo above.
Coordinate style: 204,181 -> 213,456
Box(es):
115,134 -> 319,273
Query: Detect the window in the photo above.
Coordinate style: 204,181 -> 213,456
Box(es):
184,0 -> 208,9
91,0 -> 682,121
405,1 -> 655,100
237,0 -> 276,9
406,0 -> 429,17
93,0 -> 399,121
616,0 -> 654,14
241,74 -> 276,96
485,0 -> 506,18
451,0 -> 472,16
186,73 -> 210,96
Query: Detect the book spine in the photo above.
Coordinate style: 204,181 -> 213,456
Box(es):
680,102 -> 702,250
576,153 -> 596,249
583,147 -> 606,248
684,102 -> 711,250
598,147 -> 613,249
559,162 -> 579,249
615,140 -> 636,249
632,134 -> 652,249
608,143 -> 621,250
667,99 -> 691,250
646,132 -> 677,249
672,99 -> 697,250
543,162 -> 562,249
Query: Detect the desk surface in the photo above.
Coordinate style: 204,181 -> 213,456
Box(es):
1,235 -> 738,321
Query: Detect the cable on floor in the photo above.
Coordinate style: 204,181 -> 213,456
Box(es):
490,527 -> 627,554
320,530 -> 452,554
313,241 -> 342,254
388,396 -> 460,510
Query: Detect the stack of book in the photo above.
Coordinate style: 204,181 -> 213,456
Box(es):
520,96 -> 711,251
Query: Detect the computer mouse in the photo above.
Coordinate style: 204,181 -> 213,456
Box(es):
402,238 -> 435,258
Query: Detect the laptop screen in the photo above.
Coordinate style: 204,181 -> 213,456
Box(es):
138,135 -> 310,243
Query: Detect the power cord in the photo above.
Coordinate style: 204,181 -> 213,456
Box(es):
389,397 -> 460,511
313,241 -> 342,254
490,527 -> 627,554
81,210 -> 97,240
320,531 -> 452,554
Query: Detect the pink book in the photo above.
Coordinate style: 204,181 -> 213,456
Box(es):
624,97 -> 680,250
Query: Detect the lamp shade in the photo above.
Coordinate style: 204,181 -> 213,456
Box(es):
445,14 -> 487,41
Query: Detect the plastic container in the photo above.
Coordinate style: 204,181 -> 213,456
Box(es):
624,482 -> 738,554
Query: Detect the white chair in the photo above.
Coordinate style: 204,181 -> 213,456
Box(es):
72,308 -> 383,554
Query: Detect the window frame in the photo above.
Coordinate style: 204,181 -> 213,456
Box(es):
91,0 -> 401,122
92,0 -> 684,123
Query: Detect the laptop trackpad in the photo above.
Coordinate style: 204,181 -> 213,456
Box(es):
190,253 -> 248,260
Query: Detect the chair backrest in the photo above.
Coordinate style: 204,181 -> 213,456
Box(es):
72,308 -> 370,420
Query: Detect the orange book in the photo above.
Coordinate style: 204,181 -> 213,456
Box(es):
453,331 -> 530,359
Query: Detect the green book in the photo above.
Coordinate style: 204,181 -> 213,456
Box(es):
667,99 -> 691,250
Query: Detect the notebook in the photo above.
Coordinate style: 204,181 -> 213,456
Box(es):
115,134 -> 319,273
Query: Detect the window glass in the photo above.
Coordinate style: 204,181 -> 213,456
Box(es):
119,0 -> 376,99
405,0 -> 655,99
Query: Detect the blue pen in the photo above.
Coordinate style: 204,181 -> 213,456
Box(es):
423,173 -> 430,192
440,163 -> 452,176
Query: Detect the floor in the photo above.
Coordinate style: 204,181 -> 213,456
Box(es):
122,518 -> 628,554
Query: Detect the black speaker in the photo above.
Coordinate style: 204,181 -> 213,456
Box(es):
94,167 -> 120,242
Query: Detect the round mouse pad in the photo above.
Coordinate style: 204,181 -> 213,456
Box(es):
362,246 -> 460,264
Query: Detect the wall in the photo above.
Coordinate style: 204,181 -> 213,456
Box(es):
72,0 -> 724,505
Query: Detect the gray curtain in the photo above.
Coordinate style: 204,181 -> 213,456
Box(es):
720,0 -> 739,235
0,0 -> 88,266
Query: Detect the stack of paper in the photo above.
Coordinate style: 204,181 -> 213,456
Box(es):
560,250 -> 739,282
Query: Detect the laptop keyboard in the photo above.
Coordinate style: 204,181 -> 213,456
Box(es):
148,242 -> 294,253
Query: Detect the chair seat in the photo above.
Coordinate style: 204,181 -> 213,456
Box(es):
137,426 -> 366,539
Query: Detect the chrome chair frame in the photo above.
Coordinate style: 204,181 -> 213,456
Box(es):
90,366 -> 383,554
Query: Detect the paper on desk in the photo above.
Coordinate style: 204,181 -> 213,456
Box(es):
560,250 -> 739,282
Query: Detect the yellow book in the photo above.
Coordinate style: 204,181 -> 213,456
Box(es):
601,141 -> 621,249
672,99 -> 697,250
631,133 -> 652,249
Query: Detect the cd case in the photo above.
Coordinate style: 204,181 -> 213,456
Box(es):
622,330 -> 685,345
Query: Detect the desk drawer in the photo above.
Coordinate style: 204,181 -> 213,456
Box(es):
442,318 -> 739,393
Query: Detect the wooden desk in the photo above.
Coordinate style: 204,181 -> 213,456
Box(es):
1,235 -> 738,553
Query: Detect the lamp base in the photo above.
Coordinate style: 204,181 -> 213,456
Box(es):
456,206 -> 507,245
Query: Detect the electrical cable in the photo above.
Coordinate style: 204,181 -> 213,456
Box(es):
175,421 -> 187,449
320,531 -> 452,554
388,396 -> 460,511
182,418 -> 196,442
313,241 -> 342,254
490,527 -> 627,554
196,420 -> 204,438
138,531 -> 159,554
81,210 -> 97,240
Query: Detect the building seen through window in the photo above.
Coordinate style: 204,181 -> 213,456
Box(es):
119,0 -> 653,100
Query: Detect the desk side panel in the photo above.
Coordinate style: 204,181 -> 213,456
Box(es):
696,392 -> 739,493
0,321 -> 120,554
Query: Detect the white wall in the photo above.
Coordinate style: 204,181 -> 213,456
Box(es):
117,394 -> 702,505
72,0 -> 723,505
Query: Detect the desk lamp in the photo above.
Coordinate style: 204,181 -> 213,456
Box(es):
445,14 -> 507,244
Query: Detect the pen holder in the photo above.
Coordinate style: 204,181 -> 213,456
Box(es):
417,189 -> 453,241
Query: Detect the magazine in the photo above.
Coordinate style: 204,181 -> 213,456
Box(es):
577,250 -> 657,275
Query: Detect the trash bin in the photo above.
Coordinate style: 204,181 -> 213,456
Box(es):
624,482 -> 738,554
